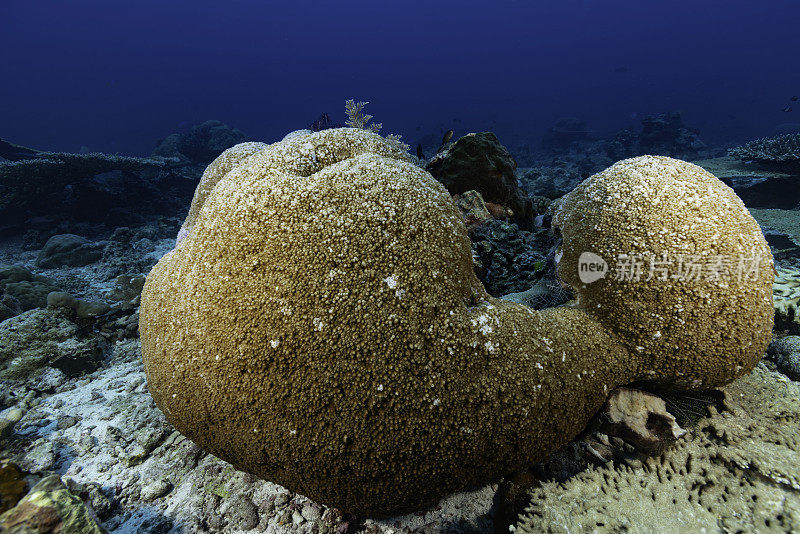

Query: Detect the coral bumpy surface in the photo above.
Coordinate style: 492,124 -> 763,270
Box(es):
139,129 -> 773,517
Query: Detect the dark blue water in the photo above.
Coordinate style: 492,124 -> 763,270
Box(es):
3,0 -> 799,155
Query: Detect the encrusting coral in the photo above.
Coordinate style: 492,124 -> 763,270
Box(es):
140,128 -> 774,517
515,365 -> 800,532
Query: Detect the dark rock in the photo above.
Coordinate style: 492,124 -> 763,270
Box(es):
108,274 -> 146,305
98,228 -> 160,281
767,336 -> 800,380
36,234 -> 104,269
21,230 -> 45,251
493,470 -> 539,534
0,144 -> 199,239
720,175 -> 800,209
694,156 -> 800,209
426,132 -> 535,228
762,229 -> 800,258
63,479 -> 115,521
0,294 -> 20,322
603,128 -> 639,161
541,117 -> 592,152
639,111 -> 706,159
0,151 -> 170,234
152,120 -> 247,165
0,138 -> 40,162
467,220 -> 553,296
519,164 -> 591,199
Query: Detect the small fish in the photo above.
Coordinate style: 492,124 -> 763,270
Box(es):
436,130 -> 454,154
441,130 -> 454,145
792,96 -> 799,102
783,106 -> 793,113
416,144 -> 425,160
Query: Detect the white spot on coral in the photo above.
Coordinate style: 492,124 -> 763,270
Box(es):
472,314 -> 493,335
433,398 -> 441,406
313,317 -> 324,331
377,384 -> 384,392
383,274 -> 398,289
270,339 -> 280,349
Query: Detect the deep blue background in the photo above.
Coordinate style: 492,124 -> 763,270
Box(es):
2,0 -> 799,155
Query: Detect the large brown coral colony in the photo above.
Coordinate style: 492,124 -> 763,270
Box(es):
139,129 -> 773,517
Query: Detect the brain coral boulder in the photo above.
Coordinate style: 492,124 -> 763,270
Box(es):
140,133 -> 773,517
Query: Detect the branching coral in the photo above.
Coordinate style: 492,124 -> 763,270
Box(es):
729,133 -> 800,164
140,135 -> 773,517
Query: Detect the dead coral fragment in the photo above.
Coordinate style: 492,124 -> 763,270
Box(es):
598,387 -> 686,454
